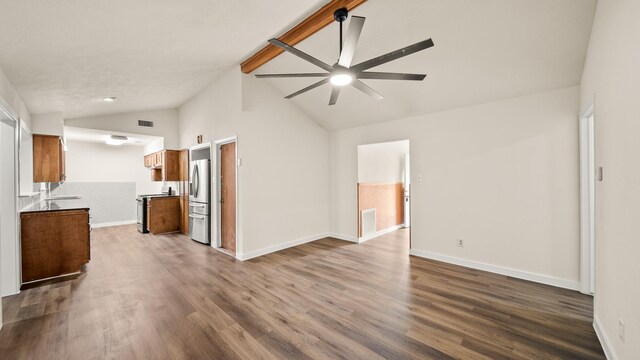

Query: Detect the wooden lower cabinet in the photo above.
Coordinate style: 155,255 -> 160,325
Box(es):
20,209 -> 90,283
147,197 -> 180,234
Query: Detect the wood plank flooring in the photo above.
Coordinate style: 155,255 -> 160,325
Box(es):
0,225 -> 604,359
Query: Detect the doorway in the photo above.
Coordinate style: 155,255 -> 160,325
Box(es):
356,140 -> 411,245
1,104 -> 19,296
579,105 -> 595,295
216,138 -> 237,255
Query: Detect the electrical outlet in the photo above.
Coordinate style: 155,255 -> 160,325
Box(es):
619,319 -> 625,342
457,239 -> 464,247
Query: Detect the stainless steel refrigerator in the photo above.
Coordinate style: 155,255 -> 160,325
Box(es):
189,159 -> 210,244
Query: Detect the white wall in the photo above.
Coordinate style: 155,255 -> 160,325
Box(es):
0,67 -> 31,128
1,120 -> 18,299
330,86 -> 581,287
31,112 -> 64,136
178,68 -> 242,149
358,140 -> 409,183
580,1 -> 640,358
178,66 -> 330,258
65,108 -> 181,150
240,74 -> 329,256
0,65 -> 34,322
65,140 -> 162,195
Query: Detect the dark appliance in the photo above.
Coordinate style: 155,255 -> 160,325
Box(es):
136,195 -> 149,233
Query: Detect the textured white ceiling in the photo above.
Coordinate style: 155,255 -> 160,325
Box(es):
0,0 -> 324,118
256,0 -> 596,130
0,0 -> 596,129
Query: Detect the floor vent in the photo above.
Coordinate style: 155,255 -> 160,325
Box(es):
138,120 -> 154,127
361,208 -> 376,238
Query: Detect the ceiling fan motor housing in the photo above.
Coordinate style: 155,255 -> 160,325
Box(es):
334,8 -> 348,23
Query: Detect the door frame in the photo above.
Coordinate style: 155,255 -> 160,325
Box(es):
579,104 -> 595,295
355,139 -> 412,246
214,136 -> 239,257
0,97 -> 21,296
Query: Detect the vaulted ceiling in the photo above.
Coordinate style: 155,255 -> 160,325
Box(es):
0,0 -> 596,130
257,0 -> 596,130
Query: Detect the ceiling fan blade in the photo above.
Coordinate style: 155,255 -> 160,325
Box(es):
338,16 -> 365,68
329,87 -> 341,105
351,80 -> 384,101
268,39 -> 333,72
284,78 -> 330,99
255,73 -> 329,78
357,72 -> 426,81
351,38 -> 434,72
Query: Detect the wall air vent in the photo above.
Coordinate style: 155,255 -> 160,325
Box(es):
138,120 -> 154,128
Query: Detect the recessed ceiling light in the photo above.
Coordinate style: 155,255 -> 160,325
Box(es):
102,97 -> 117,103
105,135 -> 127,146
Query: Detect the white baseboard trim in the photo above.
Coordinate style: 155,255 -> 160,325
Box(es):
409,249 -> 580,291
328,233 -> 358,243
92,220 -> 137,228
236,233 -> 330,261
358,224 -> 404,243
594,316 -> 617,360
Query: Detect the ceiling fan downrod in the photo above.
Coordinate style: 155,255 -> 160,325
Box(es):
334,8 -> 348,58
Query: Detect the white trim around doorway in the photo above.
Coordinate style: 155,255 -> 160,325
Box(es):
214,136 -> 240,259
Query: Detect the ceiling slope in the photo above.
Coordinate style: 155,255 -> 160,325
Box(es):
256,0 -> 596,130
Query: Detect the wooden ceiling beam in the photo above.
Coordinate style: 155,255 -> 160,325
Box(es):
240,0 -> 367,74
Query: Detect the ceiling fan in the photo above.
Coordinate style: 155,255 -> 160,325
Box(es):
255,8 -> 434,105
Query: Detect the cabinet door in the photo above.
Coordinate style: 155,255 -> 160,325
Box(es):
33,134 -> 63,183
147,204 -> 153,232
147,198 -> 180,234
162,150 -> 180,181
21,210 -> 90,282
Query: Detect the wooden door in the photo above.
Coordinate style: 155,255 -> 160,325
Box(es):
220,142 -> 236,253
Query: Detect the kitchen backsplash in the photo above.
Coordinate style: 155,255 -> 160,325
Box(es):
18,183 -> 44,211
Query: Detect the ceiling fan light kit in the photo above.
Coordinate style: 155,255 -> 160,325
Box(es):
255,8 -> 434,105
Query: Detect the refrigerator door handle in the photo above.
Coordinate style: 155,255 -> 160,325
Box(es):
193,164 -> 199,198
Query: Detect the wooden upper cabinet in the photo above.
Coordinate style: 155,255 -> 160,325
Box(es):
33,134 -> 66,183
143,149 -> 181,181
144,154 -> 153,168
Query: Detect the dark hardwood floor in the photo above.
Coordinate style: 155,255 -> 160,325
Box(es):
0,225 -> 604,359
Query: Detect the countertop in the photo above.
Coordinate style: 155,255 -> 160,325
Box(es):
21,199 -> 90,214
146,195 -> 179,199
